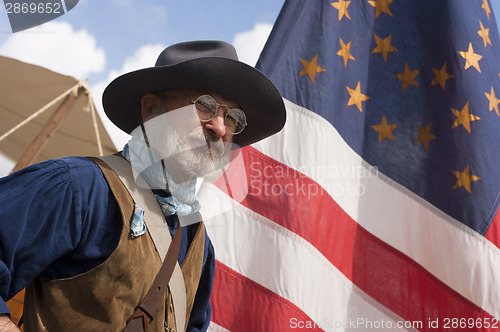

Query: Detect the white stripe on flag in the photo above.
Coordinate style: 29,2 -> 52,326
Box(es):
208,321 -> 231,332
200,184 -> 408,331
252,99 -> 500,318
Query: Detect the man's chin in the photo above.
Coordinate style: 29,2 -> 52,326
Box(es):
184,155 -> 229,183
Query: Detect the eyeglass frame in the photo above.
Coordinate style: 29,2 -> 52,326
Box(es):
158,92 -> 247,135
190,95 -> 247,135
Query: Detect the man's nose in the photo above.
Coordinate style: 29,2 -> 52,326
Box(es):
203,111 -> 227,140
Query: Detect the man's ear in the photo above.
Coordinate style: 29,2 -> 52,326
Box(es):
140,93 -> 159,122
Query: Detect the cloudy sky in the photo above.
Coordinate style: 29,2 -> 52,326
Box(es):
0,0 -> 499,175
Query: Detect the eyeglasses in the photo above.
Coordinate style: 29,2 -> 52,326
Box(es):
191,95 -> 247,135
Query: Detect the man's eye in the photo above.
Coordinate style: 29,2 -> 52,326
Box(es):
196,102 -> 213,113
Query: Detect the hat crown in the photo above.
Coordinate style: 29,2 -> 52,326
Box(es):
155,40 -> 239,67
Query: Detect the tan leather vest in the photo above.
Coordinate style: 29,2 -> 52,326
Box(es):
23,158 -> 205,331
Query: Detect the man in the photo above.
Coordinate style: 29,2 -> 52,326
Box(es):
0,41 -> 286,331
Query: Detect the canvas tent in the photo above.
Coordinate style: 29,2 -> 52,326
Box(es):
0,55 -> 117,326
0,55 -> 116,173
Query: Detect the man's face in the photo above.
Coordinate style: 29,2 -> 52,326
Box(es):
156,89 -> 237,144
139,89 -> 238,183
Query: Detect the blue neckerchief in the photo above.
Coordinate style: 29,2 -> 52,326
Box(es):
122,139 -> 200,237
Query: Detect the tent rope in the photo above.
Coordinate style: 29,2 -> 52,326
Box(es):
79,80 -> 104,156
85,87 -> 104,156
0,82 -> 81,143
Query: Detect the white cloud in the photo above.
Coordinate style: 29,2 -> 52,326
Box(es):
0,21 -> 105,79
91,43 -> 166,149
111,43 -> 166,77
232,22 -> 273,66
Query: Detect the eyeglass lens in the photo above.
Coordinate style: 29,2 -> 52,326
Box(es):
194,95 -> 246,134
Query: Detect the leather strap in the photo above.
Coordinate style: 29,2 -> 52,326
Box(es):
124,226 -> 183,331
98,155 -> 173,262
96,155 -> 187,331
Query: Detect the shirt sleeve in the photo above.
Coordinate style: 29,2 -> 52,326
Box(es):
0,157 -> 121,311
186,231 -> 216,331
0,291 -> 9,315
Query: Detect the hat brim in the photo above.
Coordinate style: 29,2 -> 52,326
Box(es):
102,57 -> 286,148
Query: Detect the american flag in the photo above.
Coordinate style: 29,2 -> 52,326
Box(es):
202,0 -> 500,330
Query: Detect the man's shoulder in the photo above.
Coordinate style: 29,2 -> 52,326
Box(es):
60,156 -> 116,184
25,156 -> 115,191
5,156 -> 103,184
1,157 -> 114,207
57,156 -> 123,175
56,157 -> 117,204
26,156 -> 102,172
59,156 -> 103,169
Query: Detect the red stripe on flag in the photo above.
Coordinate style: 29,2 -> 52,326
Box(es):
216,146 -> 496,330
485,207 -> 500,250
211,261 -> 324,332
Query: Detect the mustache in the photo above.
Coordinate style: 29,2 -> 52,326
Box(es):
186,129 -> 227,158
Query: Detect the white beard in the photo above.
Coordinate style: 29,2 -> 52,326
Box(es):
140,104 -> 232,184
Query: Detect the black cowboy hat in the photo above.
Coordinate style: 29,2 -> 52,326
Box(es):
102,40 -> 286,148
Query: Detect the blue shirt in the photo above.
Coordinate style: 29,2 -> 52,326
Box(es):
0,157 -> 215,331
